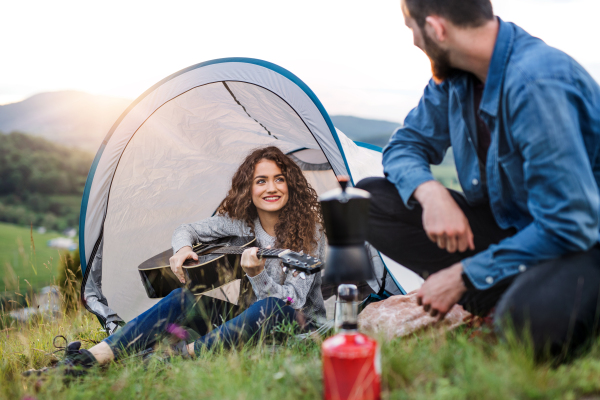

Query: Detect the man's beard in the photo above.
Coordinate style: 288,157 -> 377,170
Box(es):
421,28 -> 457,83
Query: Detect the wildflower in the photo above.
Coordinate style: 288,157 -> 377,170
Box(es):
166,323 -> 188,340
286,297 -> 294,306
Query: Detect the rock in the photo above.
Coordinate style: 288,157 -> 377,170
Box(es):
9,286 -> 60,322
358,292 -> 471,339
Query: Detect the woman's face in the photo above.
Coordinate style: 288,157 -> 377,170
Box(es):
251,159 -> 289,215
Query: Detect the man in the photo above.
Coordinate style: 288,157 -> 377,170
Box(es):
357,0 -> 600,362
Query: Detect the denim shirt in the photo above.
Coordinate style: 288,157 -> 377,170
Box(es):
382,18 -> 600,290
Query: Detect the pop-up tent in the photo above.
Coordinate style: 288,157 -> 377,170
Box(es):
79,58 -> 423,333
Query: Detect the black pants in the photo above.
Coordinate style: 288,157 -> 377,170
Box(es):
357,177 -> 600,362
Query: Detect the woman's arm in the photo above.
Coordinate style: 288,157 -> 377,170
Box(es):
247,263 -> 318,310
171,214 -> 250,254
245,230 -> 326,310
170,214 -> 250,283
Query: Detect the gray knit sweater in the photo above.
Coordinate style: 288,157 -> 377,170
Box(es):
171,215 -> 327,324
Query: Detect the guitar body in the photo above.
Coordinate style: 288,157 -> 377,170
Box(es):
138,234 -> 322,321
138,236 -> 255,303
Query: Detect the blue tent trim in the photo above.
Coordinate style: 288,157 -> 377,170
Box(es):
79,143 -> 106,275
385,258 -> 407,295
79,58 -> 356,275
353,141 -> 384,153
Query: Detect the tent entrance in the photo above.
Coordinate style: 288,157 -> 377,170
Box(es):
100,81 -> 340,322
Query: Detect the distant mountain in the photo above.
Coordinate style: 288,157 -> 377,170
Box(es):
331,115 -> 456,167
0,91 -> 404,152
0,91 -> 130,152
330,115 -> 402,148
0,132 -> 93,231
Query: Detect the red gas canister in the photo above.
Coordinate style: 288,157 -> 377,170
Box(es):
322,284 -> 381,400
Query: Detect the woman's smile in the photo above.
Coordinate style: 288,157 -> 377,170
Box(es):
263,195 -> 281,202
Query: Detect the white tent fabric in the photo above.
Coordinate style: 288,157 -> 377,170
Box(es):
79,58 -> 422,330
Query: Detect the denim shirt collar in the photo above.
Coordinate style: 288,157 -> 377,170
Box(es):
480,18 -> 515,118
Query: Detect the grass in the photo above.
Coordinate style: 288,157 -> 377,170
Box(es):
3,304 -> 600,400
2,202 -> 600,399
0,222 -> 68,293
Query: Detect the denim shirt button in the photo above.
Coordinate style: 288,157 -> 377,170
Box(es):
472,179 -> 479,186
485,276 -> 493,284
519,264 -> 527,272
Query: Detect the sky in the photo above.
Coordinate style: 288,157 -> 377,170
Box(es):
1,0 -> 599,123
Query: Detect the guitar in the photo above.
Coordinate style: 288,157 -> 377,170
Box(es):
138,236 -> 323,301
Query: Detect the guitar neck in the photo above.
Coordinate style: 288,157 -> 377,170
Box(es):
187,239 -> 322,274
210,246 -> 289,258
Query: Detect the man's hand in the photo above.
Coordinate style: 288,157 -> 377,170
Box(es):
417,262 -> 467,318
241,247 -> 266,278
169,246 -> 198,284
414,180 -> 475,253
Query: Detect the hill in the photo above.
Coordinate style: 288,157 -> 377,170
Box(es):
0,91 -> 130,152
0,132 -> 93,231
330,115 -> 401,148
0,91 -> 406,151
330,115 -> 458,189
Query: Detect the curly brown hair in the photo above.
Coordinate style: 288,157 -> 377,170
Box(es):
216,146 -> 323,255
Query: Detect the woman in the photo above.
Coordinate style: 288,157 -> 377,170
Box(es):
58,146 -> 326,372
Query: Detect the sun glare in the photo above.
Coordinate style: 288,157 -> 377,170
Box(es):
0,0 -> 598,121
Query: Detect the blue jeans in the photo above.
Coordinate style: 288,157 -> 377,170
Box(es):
103,288 -> 308,358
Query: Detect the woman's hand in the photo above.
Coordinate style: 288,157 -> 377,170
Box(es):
169,246 -> 198,284
241,247 -> 266,277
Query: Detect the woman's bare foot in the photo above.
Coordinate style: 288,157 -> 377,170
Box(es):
186,342 -> 195,357
88,341 -> 115,365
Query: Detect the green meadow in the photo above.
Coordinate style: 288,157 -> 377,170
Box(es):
2,305 -> 600,400
0,222 -> 66,293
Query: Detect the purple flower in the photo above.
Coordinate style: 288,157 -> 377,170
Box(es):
286,297 -> 294,306
166,323 -> 188,340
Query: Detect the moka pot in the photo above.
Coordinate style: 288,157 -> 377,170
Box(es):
319,178 -> 373,284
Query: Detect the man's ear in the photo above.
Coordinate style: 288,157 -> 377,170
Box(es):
424,15 -> 447,43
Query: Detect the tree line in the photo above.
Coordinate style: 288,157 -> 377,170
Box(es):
0,132 -> 93,231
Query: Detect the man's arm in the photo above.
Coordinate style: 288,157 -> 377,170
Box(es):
462,80 -> 599,290
383,79 -> 479,316
384,79 -> 475,253
418,80 -> 600,317
383,79 -> 452,206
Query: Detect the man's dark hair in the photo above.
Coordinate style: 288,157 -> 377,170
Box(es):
404,0 -> 494,28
